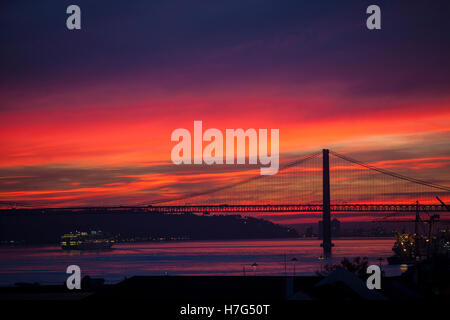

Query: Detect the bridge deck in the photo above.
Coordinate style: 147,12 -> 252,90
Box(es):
145,204 -> 447,213
2,204 -> 446,213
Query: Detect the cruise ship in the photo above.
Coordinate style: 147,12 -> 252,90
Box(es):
60,230 -> 114,250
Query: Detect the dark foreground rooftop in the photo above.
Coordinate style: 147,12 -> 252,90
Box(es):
0,271 -> 447,302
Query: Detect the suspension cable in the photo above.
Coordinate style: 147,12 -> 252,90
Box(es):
149,151 -> 322,205
330,150 -> 450,192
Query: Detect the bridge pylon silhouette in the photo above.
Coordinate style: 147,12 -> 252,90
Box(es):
321,149 -> 334,258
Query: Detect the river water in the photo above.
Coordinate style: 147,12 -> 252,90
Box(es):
0,238 -> 404,286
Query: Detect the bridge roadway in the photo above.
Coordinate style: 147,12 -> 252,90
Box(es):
145,204 -> 446,213
3,204 -> 447,214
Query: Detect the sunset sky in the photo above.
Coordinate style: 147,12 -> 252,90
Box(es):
1,0 -> 449,210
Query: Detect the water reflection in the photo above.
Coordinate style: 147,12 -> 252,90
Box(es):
0,238 -> 401,285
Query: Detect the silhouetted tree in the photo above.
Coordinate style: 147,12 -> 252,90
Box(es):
316,257 -> 369,279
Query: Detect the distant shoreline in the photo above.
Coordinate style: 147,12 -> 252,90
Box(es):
0,236 -> 395,249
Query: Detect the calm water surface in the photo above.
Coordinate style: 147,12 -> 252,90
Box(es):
0,238 -> 402,286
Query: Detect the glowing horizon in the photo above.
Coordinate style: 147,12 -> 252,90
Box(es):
1,1 -> 449,213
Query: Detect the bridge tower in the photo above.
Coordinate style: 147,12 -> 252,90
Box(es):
321,149 -> 333,258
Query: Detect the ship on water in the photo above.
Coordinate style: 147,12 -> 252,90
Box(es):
387,199 -> 450,265
387,230 -> 450,265
60,230 -> 114,250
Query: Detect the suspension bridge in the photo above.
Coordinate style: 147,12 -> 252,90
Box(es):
139,149 -> 450,257
3,149 -> 450,257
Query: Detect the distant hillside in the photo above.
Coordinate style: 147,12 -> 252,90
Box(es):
0,209 -> 298,244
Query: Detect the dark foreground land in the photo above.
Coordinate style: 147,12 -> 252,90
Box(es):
0,275 -> 448,318
0,276 -> 428,301
1,256 -> 448,318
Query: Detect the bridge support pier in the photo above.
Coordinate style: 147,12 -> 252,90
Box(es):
321,149 -> 333,258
